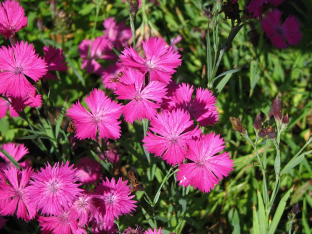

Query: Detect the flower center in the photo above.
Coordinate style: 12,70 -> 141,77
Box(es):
105,194 -> 115,205
145,59 -> 154,70
48,180 -> 59,194
14,66 -> 23,74
275,27 -> 284,36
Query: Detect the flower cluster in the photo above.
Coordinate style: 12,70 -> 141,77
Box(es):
228,0 -> 302,49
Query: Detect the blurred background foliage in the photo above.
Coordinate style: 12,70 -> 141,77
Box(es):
0,0 -> 311,233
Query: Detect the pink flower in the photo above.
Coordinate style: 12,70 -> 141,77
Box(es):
91,213 -> 117,234
114,68 -> 167,123
27,161 -> 83,216
102,62 -> 124,91
103,17 -> 132,49
261,9 -> 302,49
0,143 -> 31,171
0,97 -> 18,118
67,89 -> 123,140
120,37 -> 182,84
0,0 -> 27,39
170,35 -> 182,52
247,0 -> 285,18
9,88 -> 42,112
143,109 -> 202,165
0,167 -> 36,221
145,228 -> 163,234
38,209 -> 87,234
75,157 -> 102,184
165,83 -> 218,126
93,177 -> 137,222
79,36 -> 116,75
0,41 -> 47,98
71,193 -> 97,227
177,133 -> 234,193
43,45 -> 68,80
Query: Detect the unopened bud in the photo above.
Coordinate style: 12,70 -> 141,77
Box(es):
258,128 -> 267,138
266,126 -> 276,139
269,96 -> 282,120
282,114 -> 289,124
260,111 -> 266,122
37,17 -> 43,32
253,114 -> 262,130
129,0 -> 139,18
230,117 -> 247,135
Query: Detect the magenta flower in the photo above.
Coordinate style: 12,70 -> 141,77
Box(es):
0,97 -> 18,118
114,68 -> 167,123
0,143 -> 31,171
143,109 -> 202,165
120,37 -> 182,84
0,0 -> 27,39
71,193 -> 97,227
93,177 -> 137,222
247,0 -> 285,18
0,41 -> 47,98
0,167 -> 36,221
261,9 -> 302,49
43,45 -> 68,80
79,36 -> 116,75
67,89 -> 123,140
38,209 -> 87,234
91,213 -> 117,234
177,133 -> 234,193
27,161 -> 83,216
145,228 -> 163,234
75,157 -> 102,184
102,62 -> 124,91
168,83 -> 219,126
103,17 -> 132,49
9,88 -> 42,112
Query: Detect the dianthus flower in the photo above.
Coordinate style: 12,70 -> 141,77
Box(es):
67,89 -> 123,140
43,45 -> 68,80
75,157 -> 102,184
0,143 -> 30,171
93,177 -> 137,222
247,0 -> 285,18
177,133 -> 234,193
103,17 -> 132,49
91,213 -> 117,234
0,0 -> 27,39
0,97 -> 18,118
71,193 -> 97,227
9,88 -> 42,112
102,62 -> 124,91
27,161 -> 83,216
114,68 -> 167,123
120,37 -> 182,84
38,209 -> 86,234
162,83 -> 218,127
143,109 -> 202,165
145,228 -> 163,234
0,167 -> 36,221
261,9 -> 302,49
0,41 -> 47,98
79,36 -> 116,75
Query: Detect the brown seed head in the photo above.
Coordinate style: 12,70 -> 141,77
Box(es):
253,114 -> 262,130
269,96 -> 282,120
266,125 -> 276,139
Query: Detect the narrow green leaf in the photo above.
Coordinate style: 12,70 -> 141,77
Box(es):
90,150 -> 110,171
188,193 -> 209,215
215,73 -> 232,93
257,190 -> 267,234
207,27 -> 213,82
65,55 -> 85,86
55,101 -> 66,139
268,187 -> 293,234
141,207 -> 156,229
78,3 -> 95,15
224,23 -> 246,48
180,198 -> 186,213
253,203 -> 260,234
302,198 -> 311,234
280,154 -> 305,176
185,216 -> 201,229
274,153 -> 281,177
212,67 -> 241,84
229,208 -> 240,234
0,148 -> 21,170
262,175 -> 268,209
